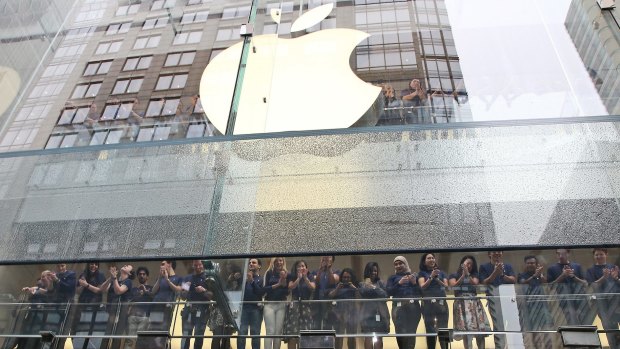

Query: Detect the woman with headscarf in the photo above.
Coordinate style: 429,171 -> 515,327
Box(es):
387,256 -> 422,349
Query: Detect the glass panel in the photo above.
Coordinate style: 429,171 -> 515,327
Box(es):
137,56 -> 152,69
127,79 -> 143,93
179,51 -> 196,65
72,107 -> 89,124
58,109 -> 75,125
102,105 -> 120,120
165,53 -> 181,67
155,76 -> 172,90
123,58 -> 139,71
113,80 -> 129,94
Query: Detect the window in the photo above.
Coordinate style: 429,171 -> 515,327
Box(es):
155,74 -> 188,90
133,35 -> 161,49
123,56 -> 153,71
164,51 -> 195,66
101,101 -> 135,120
137,125 -> 171,142
54,44 -> 86,58
263,22 -> 291,35
222,6 -> 250,19
116,4 -> 140,16
95,41 -> 123,54
83,60 -> 112,76
71,82 -> 101,99
143,16 -> 169,29
42,63 -> 76,78
265,2 -> 294,14
173,31 -> 202,45
57,107 -> 91,125
187,0 -> 207,5
181,11 -> 208,24
106,22 -> 131,35
215,28 -> 240,41
46,134 -> 78,149
90,129 -> 124,145
145,98 -> 180,117
66,27 -> 96,40
186,122 -> 214,138
151,0 -> 176,10
28,83 -> 64,99
112,78 -> 144,94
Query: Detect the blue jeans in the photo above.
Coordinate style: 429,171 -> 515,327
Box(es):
182,305 -> 209,349
238,305 -> 263,349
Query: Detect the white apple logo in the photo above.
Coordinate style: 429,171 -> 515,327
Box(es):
200,3 -> 381,134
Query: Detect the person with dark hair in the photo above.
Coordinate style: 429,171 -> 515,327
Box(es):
418,253 -> 449,349
387,256 -> 421,349
284,260 -> 316,349
181,260 -> 212,349
49,263 -> 76,349
479,251 -> 516,349
328,268 -> 360,349
586,248 -> 620,348
359,262 -> 390,349
312,256 -> 339,330
150,260 -> 182,337
238,258 -> 265,349
448,255 -> 489,349
73,262 -> 106,349
517,255 -> 552,348
125,266 -> 153,349
548,249 -> 588,325
263,257 -> 289,349
100,264 -> 135,349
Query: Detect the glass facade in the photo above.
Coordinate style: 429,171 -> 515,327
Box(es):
0,0 -> 619,348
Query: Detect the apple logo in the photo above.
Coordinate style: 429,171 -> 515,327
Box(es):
200,3 -> 381,135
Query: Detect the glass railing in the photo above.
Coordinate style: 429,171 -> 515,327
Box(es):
0,250 -> 619,348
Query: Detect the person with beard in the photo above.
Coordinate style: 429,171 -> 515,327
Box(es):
238,258 -> 265,349
479,251 -> 516,349
125,266 -> 153,349
387,256 -> 421,349
586,248 -> 620,349
517,256 -> 553,348
547,249 -> 588,325
181,260 -> 212,349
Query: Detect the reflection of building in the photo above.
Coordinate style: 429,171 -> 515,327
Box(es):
0,0 -> 471,152
565,0 -> 620,115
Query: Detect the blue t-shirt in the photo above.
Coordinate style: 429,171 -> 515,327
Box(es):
243,273 -> 265,305
418,269 -> 448,297
586,264 -> 620,293
264,269 -> 289,301
78,271 -> 106,304
182,273 -> 210,303
153,275 -> 182,303
448,272 -> 479,296
108,278 -> 133,303
288,273 -> 315,300
386,273 -> 422,298
54,270 -> 77,303
479,262 -> 515,295
517,271 -> 545,292
312,268 -> 340,300
129,283 -> 153,316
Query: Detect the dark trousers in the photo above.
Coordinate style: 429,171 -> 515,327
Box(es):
237,305 -> 263,349
182,306 -> 209,349
422,300 -> 449,349
393,301 -> 421,349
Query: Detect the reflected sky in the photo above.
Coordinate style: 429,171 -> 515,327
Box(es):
446,0 -> 607,121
